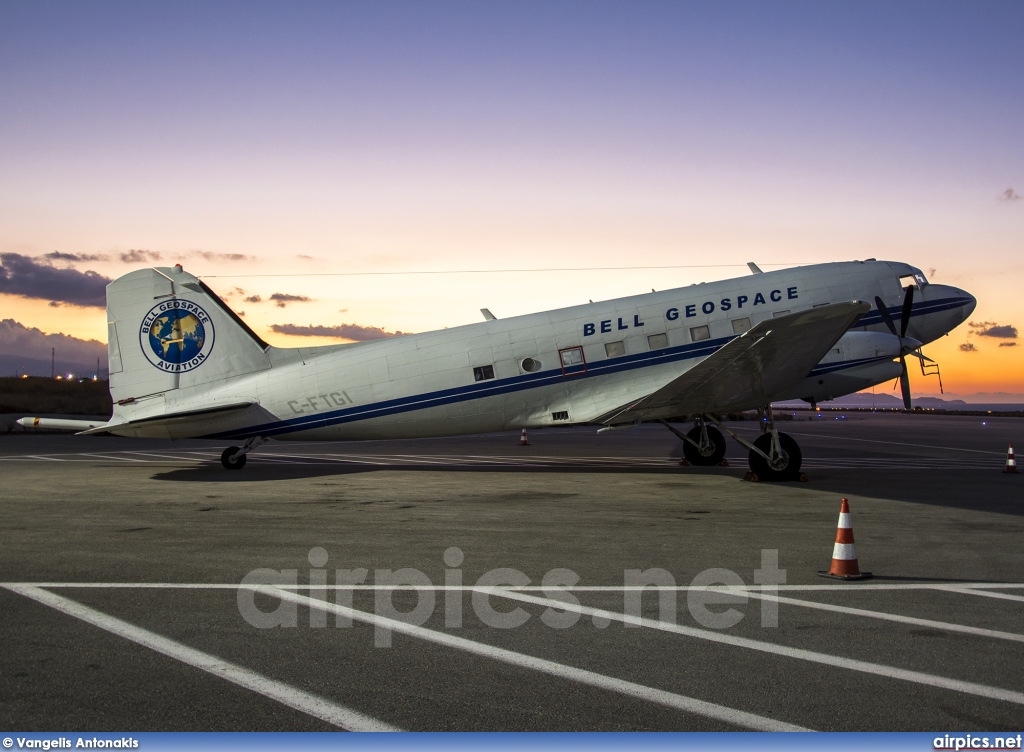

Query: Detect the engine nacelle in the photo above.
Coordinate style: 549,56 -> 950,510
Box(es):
774,331 -> 903,404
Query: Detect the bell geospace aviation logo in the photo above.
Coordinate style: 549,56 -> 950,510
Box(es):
139,299 -> 215,373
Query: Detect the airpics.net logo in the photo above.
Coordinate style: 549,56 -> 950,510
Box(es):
138,299 -> 215,373
934,735 -> 1023,750
236,547 -> 788,647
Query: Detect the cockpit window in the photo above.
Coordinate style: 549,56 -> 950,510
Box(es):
900,270 -> 928,289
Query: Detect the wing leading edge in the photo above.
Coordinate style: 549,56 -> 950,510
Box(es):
597,301 -> 871,425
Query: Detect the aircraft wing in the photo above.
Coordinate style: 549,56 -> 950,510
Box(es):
597,301 -> 870,425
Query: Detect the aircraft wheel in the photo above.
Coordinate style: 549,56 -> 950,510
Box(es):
748,432 -> 801,481
221,446 -> 247,470
683,426 -> 727,466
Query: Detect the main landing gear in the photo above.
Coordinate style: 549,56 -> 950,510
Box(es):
663,407 -> 804,482
220,436 -> 268,470
659,417 -> 727,466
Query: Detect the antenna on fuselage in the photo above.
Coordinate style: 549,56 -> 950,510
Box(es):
480,308 -> 497,321
747,262 -> 764,274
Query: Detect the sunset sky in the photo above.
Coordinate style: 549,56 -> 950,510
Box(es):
1,1 -> 1021,398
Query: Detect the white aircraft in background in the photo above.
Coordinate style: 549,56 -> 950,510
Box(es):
20,259 -> 975,481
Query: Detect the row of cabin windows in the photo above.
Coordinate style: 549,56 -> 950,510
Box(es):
473,311 -> 797,380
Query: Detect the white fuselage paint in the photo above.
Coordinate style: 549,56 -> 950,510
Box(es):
114,260 -> 975,441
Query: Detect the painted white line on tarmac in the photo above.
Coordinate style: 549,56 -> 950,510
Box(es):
262,586 -> 809,732
729,427 -> 1003,455
81,453 -> 148,462
4,584 -> 400,732
737,591 -> 1024,644
934,587 -> 1024,604
122,452 -> 207,462
485,589 -> 1024,707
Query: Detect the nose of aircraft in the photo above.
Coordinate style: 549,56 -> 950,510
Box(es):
925,284 -> 977,324
958,288 -> 978,323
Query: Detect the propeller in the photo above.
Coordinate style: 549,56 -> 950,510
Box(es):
874,287 -> 921,410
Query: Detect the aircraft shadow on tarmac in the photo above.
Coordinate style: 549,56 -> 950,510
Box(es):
149,462 -> 1024,517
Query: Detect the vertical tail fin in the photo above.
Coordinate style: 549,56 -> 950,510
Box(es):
106,265 -> 270,404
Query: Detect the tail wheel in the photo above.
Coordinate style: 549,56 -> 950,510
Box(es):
221,446 -> 247,470
683,426 -> 727,466
748,432 -> 802,481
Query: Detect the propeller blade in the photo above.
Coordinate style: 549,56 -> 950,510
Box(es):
900,286 -> 914,338
900,356 -> 911,410
905,350 -> 935,363
874,296 -> 898,336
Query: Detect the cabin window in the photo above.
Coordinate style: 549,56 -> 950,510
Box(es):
552,411 -> 569,421
558,346 -> 587,376
647,333 -> 668,350
772,309 -> 791,318
473,365 -> 495,381
732,317 -> 751,334
604,340 -> 625,358
690,325 -> 710,342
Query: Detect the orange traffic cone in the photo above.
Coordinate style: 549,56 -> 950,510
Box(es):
818,498 -> 872,580
1004,443 -> 1018,473
518,429 -> 530,446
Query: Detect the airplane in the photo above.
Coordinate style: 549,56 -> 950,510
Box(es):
19,259 -> 975,481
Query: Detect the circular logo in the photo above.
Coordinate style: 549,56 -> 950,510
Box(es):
139,300 -> 216,373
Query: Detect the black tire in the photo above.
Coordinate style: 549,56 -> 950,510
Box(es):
748,432 -> 802,481
221,446 -> 247,470
682,426 -> 727,466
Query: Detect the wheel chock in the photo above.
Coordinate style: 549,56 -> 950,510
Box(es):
719,458 -> 729,467
679,458 -> 691,466
799,472 -> 809,482
743,471 -> 760,482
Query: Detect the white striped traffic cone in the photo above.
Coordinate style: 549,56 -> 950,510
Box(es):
518,429 -> 530,446
1004,443 -> 1018,474
818,498 -> 872,580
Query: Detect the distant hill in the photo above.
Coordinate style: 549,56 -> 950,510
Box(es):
0,319 -> 107,378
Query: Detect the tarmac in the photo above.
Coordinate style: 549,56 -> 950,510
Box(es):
1,412 -> 1022,732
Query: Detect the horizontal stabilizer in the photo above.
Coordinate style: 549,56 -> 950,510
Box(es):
78,401 -> 257,435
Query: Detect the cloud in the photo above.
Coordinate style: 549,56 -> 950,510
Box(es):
45,251 -> 107,262
244,295 -> 263,303
0,318 -> 106,361
927,267 -> 937,279
1000,188 -> 1021,202
959,343 -> 979,352
269,293 -> 312,308
999,342 -> 1018,348
0,253 -> 111,307
120,249 -> 163,264
297,254 -> 315,260
191,251 -> 250,262
968,321 -> 1018,338
270,323 -> 407,340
